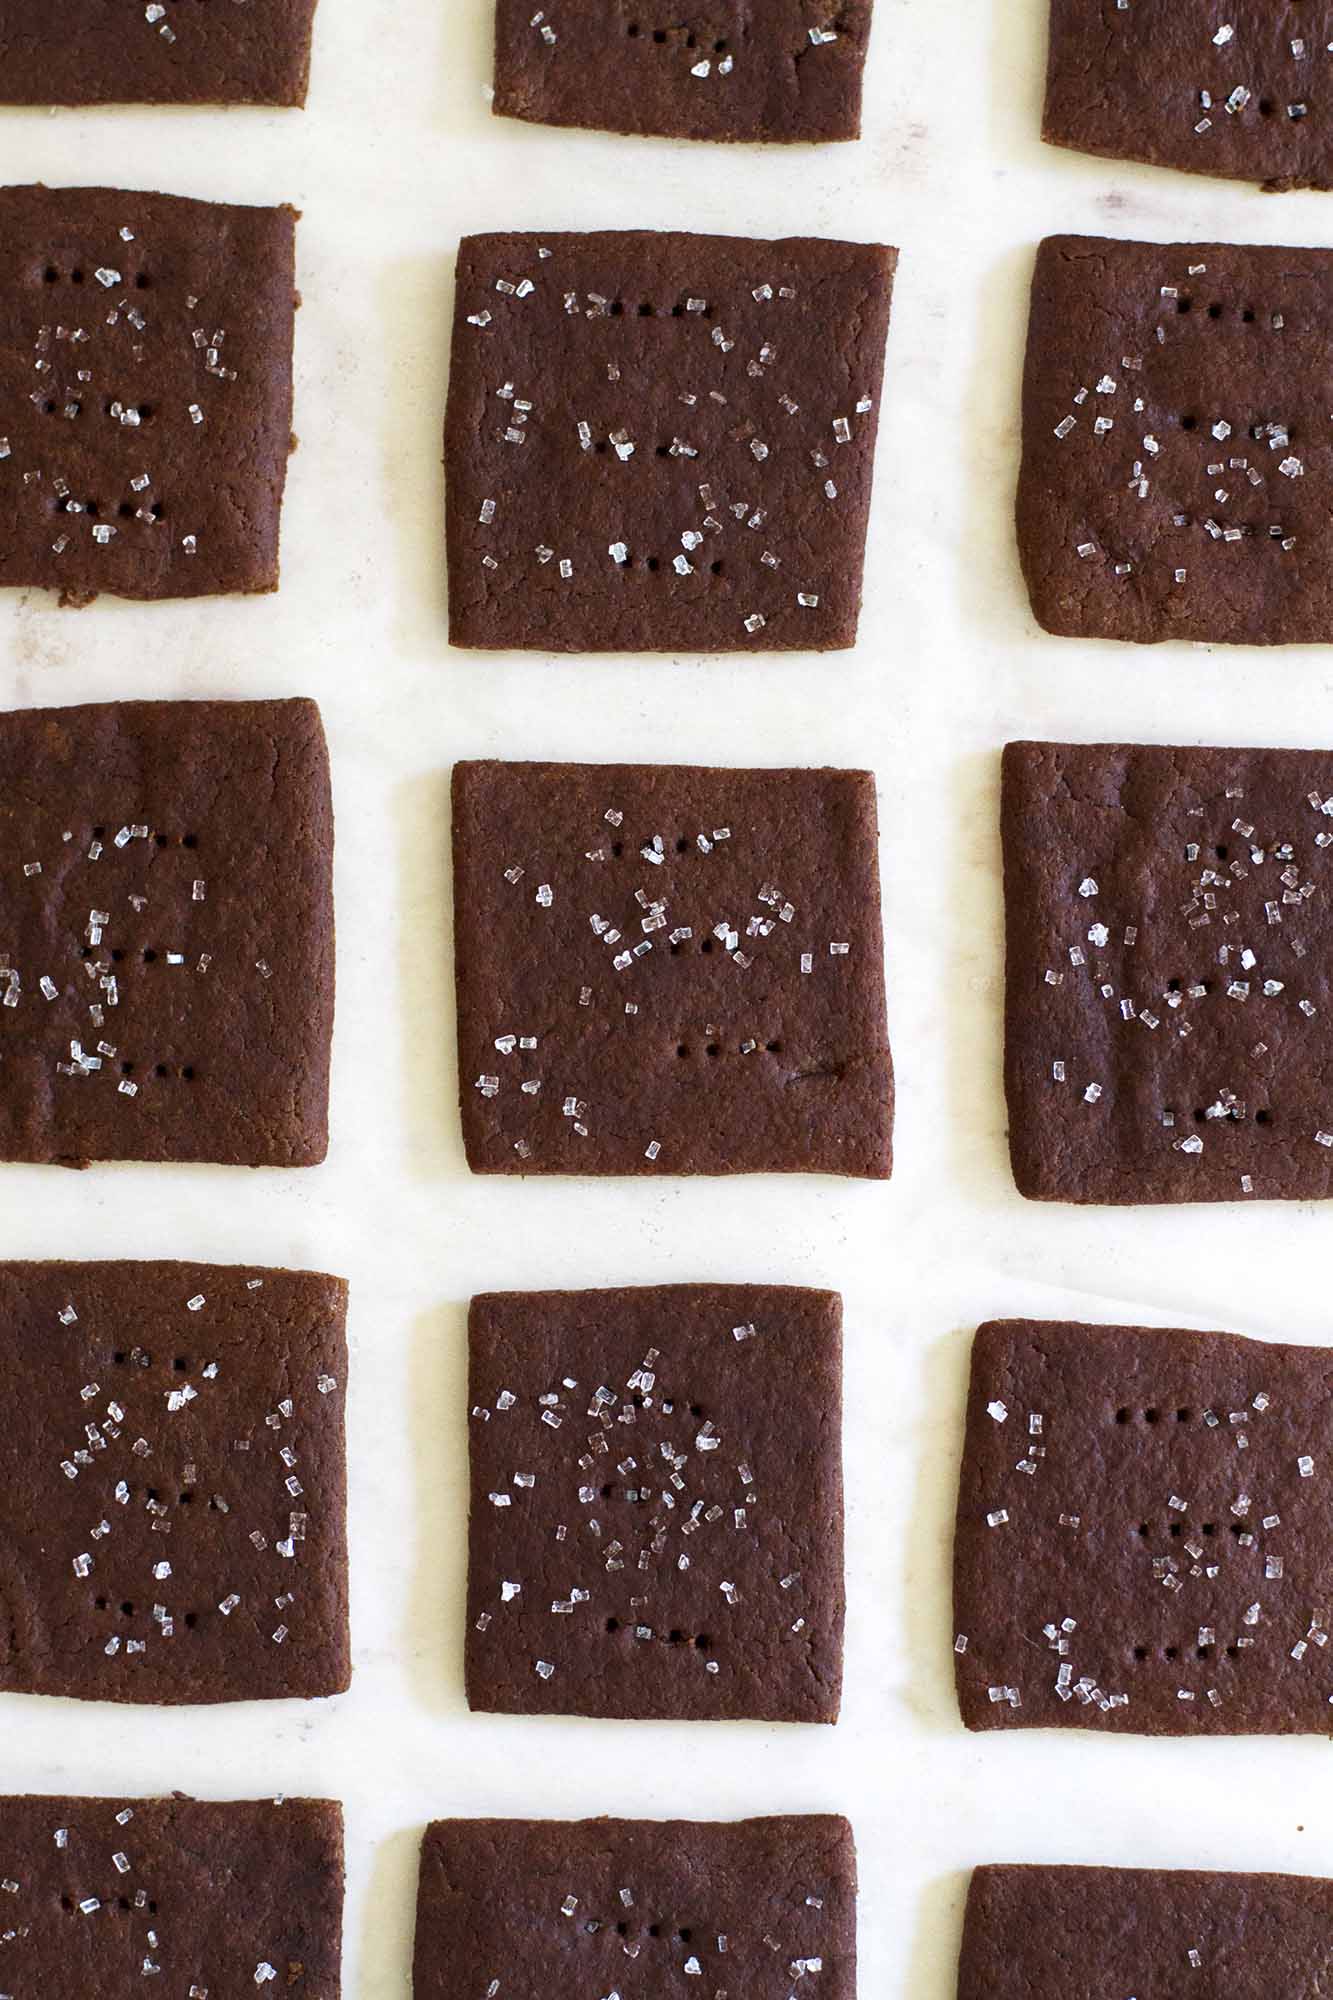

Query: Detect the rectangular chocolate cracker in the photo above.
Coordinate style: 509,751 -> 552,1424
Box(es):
446,230 -> 895,652
0,1261 -> 349,1704
1003,738 -> 1333,1204
1017,234 -> 1333,645
452,759 -> 893,1177
415,1816 -> 855,2000
0,1793 -> 342,1993
467,1285 -> 843,1722
0,186 -> 297,603
960,1864 -> 1333,2000
954,1317 -> 1333,1735
0,3 -> 320,107
493,3 -> 874,144
1044,1 -> 1333,192
0,697 -> 334,1168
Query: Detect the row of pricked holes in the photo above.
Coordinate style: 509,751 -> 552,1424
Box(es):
575,1911 -> 706,1943
80,947 -> 197,966
593,300 -> 716,319
39,407 -> 158,428
53,499 -> 166,522
1116,1407 -> 1211,1423
1172,300 -> 1282,322
1130,1643 -> 1247,1662
669,936 -> 758,956
114,1061 -> 199,1081
60,1894 -> 159,1914
604,835 -> 728,858
75,827 -> 199,847
676,1040 -> 783,1055
1173,1108 -> 1274,1126
41,268 -> 152,288
605,1618 -> 713,1655
605,552 -> 728,575
1134,1520 -> 1252,1540
107,1356 -> 196,1372
1178,417 -> 1292,435
626,24 -> 732,49
591,442 -> 726,463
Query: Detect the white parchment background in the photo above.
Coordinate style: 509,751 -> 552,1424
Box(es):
1,0 -> 1332,1992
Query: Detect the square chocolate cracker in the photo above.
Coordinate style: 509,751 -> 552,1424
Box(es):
1044,2 -> 1333,192
0,697 -> 334,1168
961,1864 -> 1333,2000
0,2 -> 320,107
1017,234 -> 1333,646
0,1793 -> 342,1993
467,1285 -> 843,1722
446,231 -> 895,652
1003,738 -> 1333,1205
415,1816 -> 855,2000
492,3 -> 874,145
955,1318 -> 1333,1735
453,760 -> 893,1177
0,1261 -> 349,1704
0,186 -> 297,604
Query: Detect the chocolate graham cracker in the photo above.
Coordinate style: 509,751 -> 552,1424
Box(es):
446,230 -> 895,652
452,759 -> 893,1177
0,1794 -> 342,1993
0,3 -> 320,107
954,1318 -> 1333,1734
0,1261 -> 349,1704
0,697 -> 334,1169
1017,233 -> 1333,645
0,186 -> 297,604
1003,738 -> 1333,1205
492,2 -> 875,145
415,1817 -> 855,2000
961,1864 -> 1333,1999
467,1285 -> 843,1722
1044,1 -> 1333,191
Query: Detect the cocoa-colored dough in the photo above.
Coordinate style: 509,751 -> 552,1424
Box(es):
0,186 -> 297,604
415,1817 -> 855,2000
955,1318 -> 1333,1734
0,1261 -> 350,1704
447,230 -> 895,653
493,2 -> 874,144
0,697 -> 335,1168
1044,1 -> 1333,192
467,1284 -> 843,1721
1003,738 -> 1333,1204
0,3 -> 320,107
1017,234 -> 1333,646
0,1794 -> 342,1994
961,1864 -> 1333,1999
452,759 -> 893,1177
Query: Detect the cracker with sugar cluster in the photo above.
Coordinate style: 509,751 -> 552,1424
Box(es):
467,1284 -> 843,1721
0,1794 -> 342,1994
961,1864 -> 1333,2000
446,230 -> 895,652
1003,738 -> 1333,1203
414,1816 -> 855,2000
0,1261 -> 349,1704
0,186 -> 297,603
1018,234 -> 1333,645
954,1318 -> 1333,1734
0,1 -> 320,107
0,697 -> 334,1168
493,2 -> 875,145
1044,1 -> 1333,191
452,759 -> 893,1177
